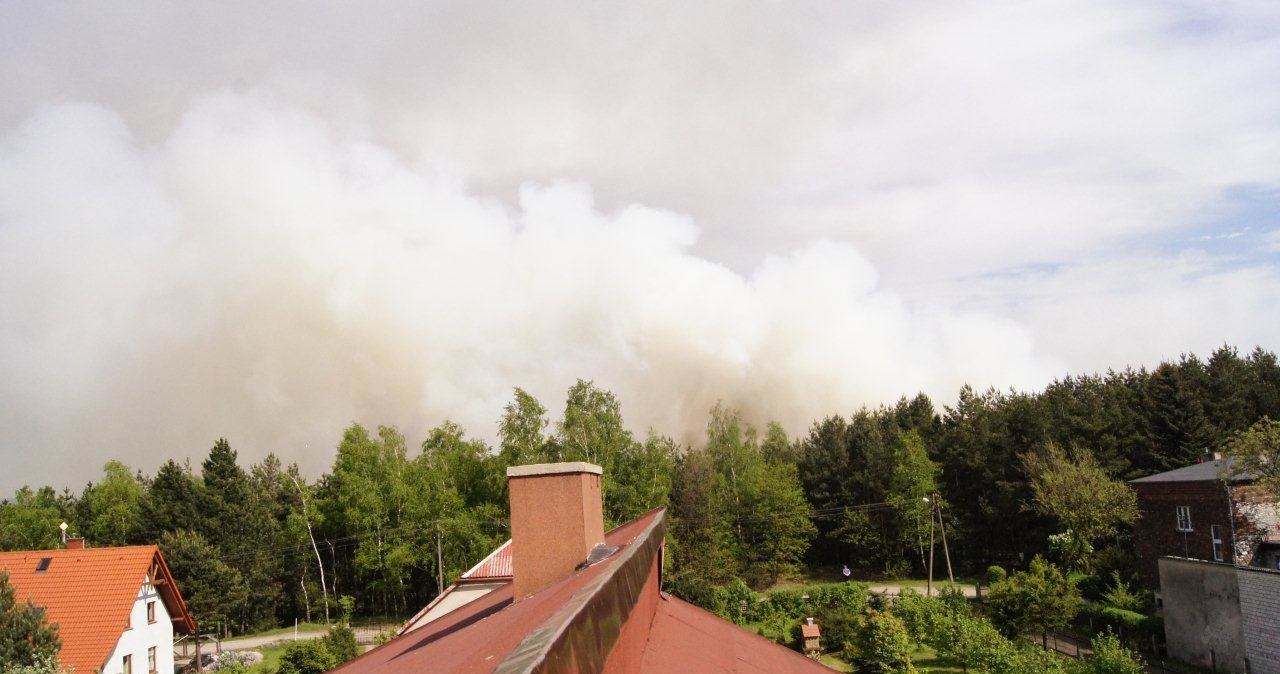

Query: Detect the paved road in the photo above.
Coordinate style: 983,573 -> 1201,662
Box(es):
217,628 -> 328,652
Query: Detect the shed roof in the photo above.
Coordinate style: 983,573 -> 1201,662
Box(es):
0,545 -> 195,674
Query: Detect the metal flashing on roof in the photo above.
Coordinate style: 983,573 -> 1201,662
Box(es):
506,462 -> 603,478
575,543 -> 620,571
495,507 -> 666,674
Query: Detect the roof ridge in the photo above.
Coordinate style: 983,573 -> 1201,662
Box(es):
495,507 -> 667,674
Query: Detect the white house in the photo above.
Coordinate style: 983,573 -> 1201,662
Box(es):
0,540 -> 196,674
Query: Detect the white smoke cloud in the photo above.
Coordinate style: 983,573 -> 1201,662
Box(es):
3,1 -> 1280,492
0,94 -> 1058,491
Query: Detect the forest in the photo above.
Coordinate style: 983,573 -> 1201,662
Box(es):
2,344 -> 1279,636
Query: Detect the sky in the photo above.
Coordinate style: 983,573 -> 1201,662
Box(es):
2,1 -> 1280,493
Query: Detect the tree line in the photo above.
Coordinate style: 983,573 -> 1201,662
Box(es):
2,345 -> 1279,635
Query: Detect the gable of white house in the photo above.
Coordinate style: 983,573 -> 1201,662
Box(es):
100,574 -> 174,674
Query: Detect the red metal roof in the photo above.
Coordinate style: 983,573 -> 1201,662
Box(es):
461,540 -> 513,581
332,511 -> 660,674
335,507 -> 831,674
0,545 -> 196,674
642,597 -> 831,673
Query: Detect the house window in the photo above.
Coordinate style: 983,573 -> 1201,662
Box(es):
123,654 -> 132,674
1175,505 -> 1193,532
147,600 -> 156,624
1211,525 -> 1224,562
147,646 -> 157,673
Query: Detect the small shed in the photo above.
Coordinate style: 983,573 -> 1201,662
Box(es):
801,617 -> 821,655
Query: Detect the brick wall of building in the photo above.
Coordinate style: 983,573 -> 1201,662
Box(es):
1134,481 -> 1235,588
1236,565 -> 1280,674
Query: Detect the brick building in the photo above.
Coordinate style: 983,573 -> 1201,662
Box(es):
1130,457 -> 1280,589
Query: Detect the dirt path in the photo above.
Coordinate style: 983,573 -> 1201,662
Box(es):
865,582 -> 978,598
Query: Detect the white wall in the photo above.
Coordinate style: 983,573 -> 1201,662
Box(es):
100,574 -> 174,674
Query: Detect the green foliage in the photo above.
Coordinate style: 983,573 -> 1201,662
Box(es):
0,571 -> 61,670
1021,445 -> 1139,572
321,624 -> 361,663
852,610 -> 916,674
717,578 -> 756,624
159,529 -> 247,631
985,565 -> 1008,585
987,557 -> 1081,641
275,639 -> 339,674
0,487 -> 67,552
667,572 -> 722,614
1,655 -> 69,674
1079,633 -> 1145,674
82,460 -> 144,545
1099,573 -> 1148,613
1224,417 -> 1280,497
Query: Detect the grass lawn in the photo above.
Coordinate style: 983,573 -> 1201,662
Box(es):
813,645 -> 959,673
818,653 -> 853,671
911,644 -> 964,674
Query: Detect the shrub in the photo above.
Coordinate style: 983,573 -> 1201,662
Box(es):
718,578 -> 757,624
1100,573 -> 1148,613
1079,633 -> 1145,674
852,610 -> 916,674
322,624 -> 362,663
668,573 -> 722,614
275,640 -> 338,674
985,565 -> 1008,585
891,590 -> 946,645
812,606 -> 864,656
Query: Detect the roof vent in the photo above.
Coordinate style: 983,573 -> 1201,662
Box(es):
35,557 -> 52,572
575,543 -> 620,571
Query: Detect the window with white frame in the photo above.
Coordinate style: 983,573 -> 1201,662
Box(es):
1211,525 -> 1224,562
148,646 -> 157,674
123,654 -> 132,674
1175,505 -> 1192,532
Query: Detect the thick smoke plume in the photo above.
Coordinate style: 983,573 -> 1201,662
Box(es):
0,94 -> 1057,491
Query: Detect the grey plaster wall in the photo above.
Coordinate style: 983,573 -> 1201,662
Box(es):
1159,557 -> 1246,673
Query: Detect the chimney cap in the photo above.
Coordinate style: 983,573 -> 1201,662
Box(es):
507,462 -> 603,478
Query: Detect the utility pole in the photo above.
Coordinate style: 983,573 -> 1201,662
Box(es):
436,524 -> 445,596
935,494 -> 954,584
926,496 -> 935,597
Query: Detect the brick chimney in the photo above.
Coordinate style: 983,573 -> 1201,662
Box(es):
66,537 -> 85,550
507,462 -> 605,598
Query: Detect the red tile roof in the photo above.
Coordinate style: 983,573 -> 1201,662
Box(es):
801,621 -> 821,638
0,545 -> 195,674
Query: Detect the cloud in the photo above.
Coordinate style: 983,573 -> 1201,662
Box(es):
2,2 -> 1279,280
2,2 -> 1280,490
0,96 -> 1060,491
